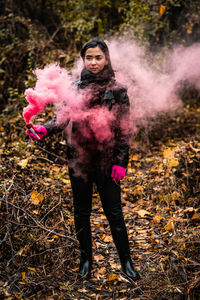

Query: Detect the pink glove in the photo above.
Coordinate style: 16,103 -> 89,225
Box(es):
26,125 -> 47,141
111,165 -> 126,182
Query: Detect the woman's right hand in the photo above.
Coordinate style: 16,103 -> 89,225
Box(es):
26,125 -> 47,141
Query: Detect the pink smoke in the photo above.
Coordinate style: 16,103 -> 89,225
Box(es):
106,39 -> 200,129
23,64 -> 82,124
23,39 -> 200,139
23,63 -> 116,145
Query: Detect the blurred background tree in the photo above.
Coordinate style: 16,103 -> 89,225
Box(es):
1,0 -> 200,111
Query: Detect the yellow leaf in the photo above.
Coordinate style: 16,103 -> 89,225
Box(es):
187,23 -> 193,34
60,178 -> 69,184
167,159 -> 179,167
94,254 -> 104,262
53,235 -> 58,239
31,191 -> 44,205
106,273 -> 119,281
163,221 -> 173,231
160,5 -> 166,16
28,267 -> 36,271
133,185 -> 143,195
150,235 -> 157,245
163,148 -> 175,159
171,191 -> 181,200
21,272 -> 26,280
53,166 -> 60,172
191,211 -> 200,220
135,162 -> 141,167
103,235 -> 113,242
137,209 -> 150,218
18,158 -> 29,169
109,262 -> 120,269
62,187 -> 68,193
153,215 -> 164,222
131,154 -> 140,161
17,248 -> 24,256
150,163 -> 163,174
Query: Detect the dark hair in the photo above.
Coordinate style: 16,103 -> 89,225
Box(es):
80,38 -> 114,76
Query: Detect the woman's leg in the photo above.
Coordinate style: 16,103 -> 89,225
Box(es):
95,170 -> 140,282
69,168 -> 93,279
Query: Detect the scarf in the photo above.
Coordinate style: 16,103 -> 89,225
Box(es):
80,65 -> 115,87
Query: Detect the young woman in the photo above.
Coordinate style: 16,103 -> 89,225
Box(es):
27,38 -> 140,283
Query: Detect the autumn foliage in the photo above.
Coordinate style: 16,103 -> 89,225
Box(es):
1,98 -> 200,299
1,0 -> 200,299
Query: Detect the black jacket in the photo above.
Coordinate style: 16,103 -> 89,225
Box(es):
44,77 -> 130,172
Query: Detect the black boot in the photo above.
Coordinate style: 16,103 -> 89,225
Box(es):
109,218 -> 140,282
74,215 -> 92,280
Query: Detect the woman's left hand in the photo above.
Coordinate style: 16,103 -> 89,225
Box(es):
111,165 -> 126,182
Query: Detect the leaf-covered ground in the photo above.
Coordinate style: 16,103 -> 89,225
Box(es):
0,98 -> 200,299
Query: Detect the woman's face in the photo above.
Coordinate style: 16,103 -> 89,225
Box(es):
84,47 -> 108,74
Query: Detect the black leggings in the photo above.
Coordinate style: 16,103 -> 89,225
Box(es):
69,165 -> 131,263
69,166 -> 124,223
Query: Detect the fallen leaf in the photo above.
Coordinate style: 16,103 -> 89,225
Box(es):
106,273 -> 119,281
184,207 -> 194,212
163,221 -> 173,231
133,185 -> 143,195
153,215 -> 164,222
110,262 -> 121,269
150,163 -> 164,174
171,191 -> 181,200
191,211 -> 200,221
17,248 -> 24,256
31,191 -> 44,205
163,148 -> 175,159
60,178 -> 69,184
28,267 -> 36,271
53,166 -> 60,172
94,254 -> 104,262
167,159 -> 179,167
21,272 -> 26,280
98,267 -> 106,275
137,209 -> 150,218
18,158 -> 29,168
131,154 -> 140,161
103,235 -> 113,242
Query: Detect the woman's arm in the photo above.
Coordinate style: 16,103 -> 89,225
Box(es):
44,117 -> 70,136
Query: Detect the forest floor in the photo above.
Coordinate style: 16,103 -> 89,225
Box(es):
0,95 -> 200,300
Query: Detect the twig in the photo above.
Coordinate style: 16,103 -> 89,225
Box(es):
0,198 -> 76,242
37,145 -> 68,162
3,177 -> 15,211
60,208 -> 71,235
189,142 -> 200,153
39,201 -> 61,222
37,156 -> 58,165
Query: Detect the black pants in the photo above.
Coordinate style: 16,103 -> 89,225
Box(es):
69,166 -> 124,222
69,164 -> 132,264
